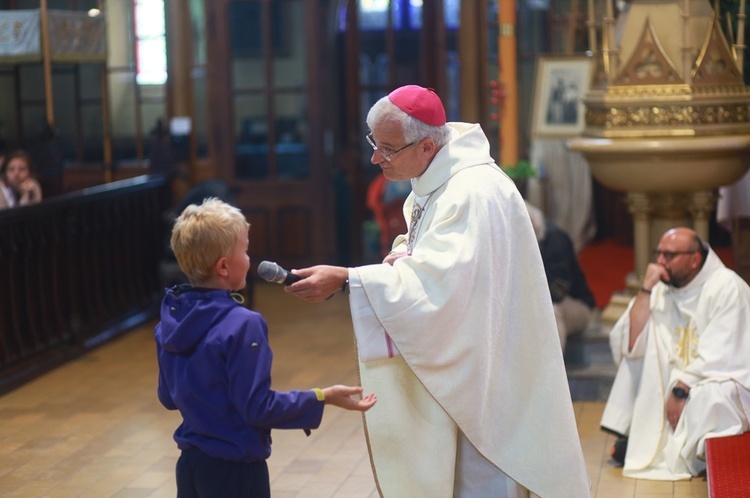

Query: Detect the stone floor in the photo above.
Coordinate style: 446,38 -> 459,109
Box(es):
0,283 -> 708,497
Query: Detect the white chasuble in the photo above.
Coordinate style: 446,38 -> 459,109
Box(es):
350,123 -> 590,497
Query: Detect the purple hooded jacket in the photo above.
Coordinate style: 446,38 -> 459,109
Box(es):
155,286 -> 324,462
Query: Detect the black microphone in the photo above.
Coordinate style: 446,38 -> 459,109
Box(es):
257,261 -> 301,285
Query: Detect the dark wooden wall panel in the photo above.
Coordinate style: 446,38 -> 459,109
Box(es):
279,208 -> 311,260
245,208 -> 271,259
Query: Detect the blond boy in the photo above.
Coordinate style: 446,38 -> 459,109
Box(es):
155,198 -> 376,497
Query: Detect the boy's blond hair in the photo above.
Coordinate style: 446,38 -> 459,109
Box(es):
170,198 -> 250,285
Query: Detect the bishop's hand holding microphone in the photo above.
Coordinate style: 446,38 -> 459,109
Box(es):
257,260 -> 301,285
258,261 -> 349,302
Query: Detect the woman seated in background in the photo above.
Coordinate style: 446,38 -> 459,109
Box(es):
0,153 -> 11,208
0,150 -> 42,208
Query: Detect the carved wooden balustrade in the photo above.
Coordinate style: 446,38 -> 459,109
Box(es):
0,175 -> 169,394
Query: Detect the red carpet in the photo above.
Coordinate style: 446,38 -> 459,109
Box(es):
579,238 -> 633,309
579,238 -> 735,309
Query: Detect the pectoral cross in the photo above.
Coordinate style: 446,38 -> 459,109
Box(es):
406,193 -> 433,255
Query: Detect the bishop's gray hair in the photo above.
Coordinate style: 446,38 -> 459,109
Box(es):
366,95 -> 451,147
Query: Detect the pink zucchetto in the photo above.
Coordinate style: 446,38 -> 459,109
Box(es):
388,85 -> 447,126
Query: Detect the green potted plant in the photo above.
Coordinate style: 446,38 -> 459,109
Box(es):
500,160 -> 536,197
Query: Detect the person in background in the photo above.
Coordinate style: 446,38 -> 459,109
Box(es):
366,172 -> 410,257
284,85 -> 589,497
601,227 -> 750,480
35,124 -> 65,198
1,150 -> 42,207
0,153 -> 13,209
155,198 -> 377,498
526,201 -> 595,349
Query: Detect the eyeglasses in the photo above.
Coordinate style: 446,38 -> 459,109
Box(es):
366,132 -> 415,161
652,249 -> 697,262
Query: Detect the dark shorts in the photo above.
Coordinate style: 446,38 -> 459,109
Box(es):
176,447 -> 270,498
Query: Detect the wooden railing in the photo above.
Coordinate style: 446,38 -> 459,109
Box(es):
0,175 -> 169,395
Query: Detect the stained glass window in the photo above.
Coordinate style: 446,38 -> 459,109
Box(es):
134,0 -> 167,85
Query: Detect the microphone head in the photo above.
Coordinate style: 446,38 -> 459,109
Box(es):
258,261 -> 283,283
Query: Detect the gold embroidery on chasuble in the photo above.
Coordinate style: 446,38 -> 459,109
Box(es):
674,323 -> 699,366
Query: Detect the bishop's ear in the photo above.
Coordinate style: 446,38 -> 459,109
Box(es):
419,137 -> 436,155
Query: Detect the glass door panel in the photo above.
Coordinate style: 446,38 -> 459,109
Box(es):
274,92 -> 308,179
234,93 -> 268,180
232,58 -> 265,90
229,0 -> 310,182
272,0 -> 306,88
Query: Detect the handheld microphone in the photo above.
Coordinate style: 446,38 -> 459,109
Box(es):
258,261 -> 301,285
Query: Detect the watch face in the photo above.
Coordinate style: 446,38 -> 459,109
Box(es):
672,387 -> 689,399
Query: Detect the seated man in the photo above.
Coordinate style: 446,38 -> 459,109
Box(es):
601,227 -> 750,480
526,201 -> 595,349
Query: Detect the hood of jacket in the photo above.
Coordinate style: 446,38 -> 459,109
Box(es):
155,286 -> 241,353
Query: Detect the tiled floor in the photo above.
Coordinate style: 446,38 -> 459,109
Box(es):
0,282 -> 708,497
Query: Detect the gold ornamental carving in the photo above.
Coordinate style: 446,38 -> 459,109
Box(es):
692,15 -> 743,85
586,103 -> 750,130
614,19 -> 683,86
582,9 -> 750,137
593,84 -> 749,99
626,192 -> 652,220
689,190 -> 718,220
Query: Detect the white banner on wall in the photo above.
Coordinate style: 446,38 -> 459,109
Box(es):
0,9 -> 105,63
0,10 -> 41,60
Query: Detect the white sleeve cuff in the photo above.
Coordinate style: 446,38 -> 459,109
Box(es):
348,268 -> 400,362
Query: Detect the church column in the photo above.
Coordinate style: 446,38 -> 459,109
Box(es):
689,190 -> 717,242
650,194 -> 691,247
40,0 -> 54,129
599,191 -> 654,324
626,192 -> 653,282
165,0 -> 197,180
459,0 -> 488,124
597,192 -> 651,323
498,0 -> 518,166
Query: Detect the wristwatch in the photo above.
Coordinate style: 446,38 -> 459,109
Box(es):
672,386 -> 689,399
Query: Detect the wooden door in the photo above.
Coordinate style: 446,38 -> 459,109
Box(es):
205,0 -> 334,269
338,0 -> 460,263
204,0 -> 471,267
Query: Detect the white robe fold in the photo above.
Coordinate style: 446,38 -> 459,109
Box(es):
601,249 -> 750,480
350,123 -> 590,497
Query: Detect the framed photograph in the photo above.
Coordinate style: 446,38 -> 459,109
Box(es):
530,55 -> 595,138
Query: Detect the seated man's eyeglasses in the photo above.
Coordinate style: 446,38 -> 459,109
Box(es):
366,132 -> 415,162
652,249 -> 697,262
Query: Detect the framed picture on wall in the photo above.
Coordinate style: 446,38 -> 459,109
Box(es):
530,55 -> 595,138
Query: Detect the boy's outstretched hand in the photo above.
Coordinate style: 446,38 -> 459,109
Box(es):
322,385 -> 377,411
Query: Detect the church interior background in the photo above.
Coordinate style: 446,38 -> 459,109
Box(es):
8,0 -> 730,268
1,2 -> 750,495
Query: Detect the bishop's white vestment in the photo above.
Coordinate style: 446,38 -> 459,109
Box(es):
601,248 -> 750,480
349,123 -> 590,497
